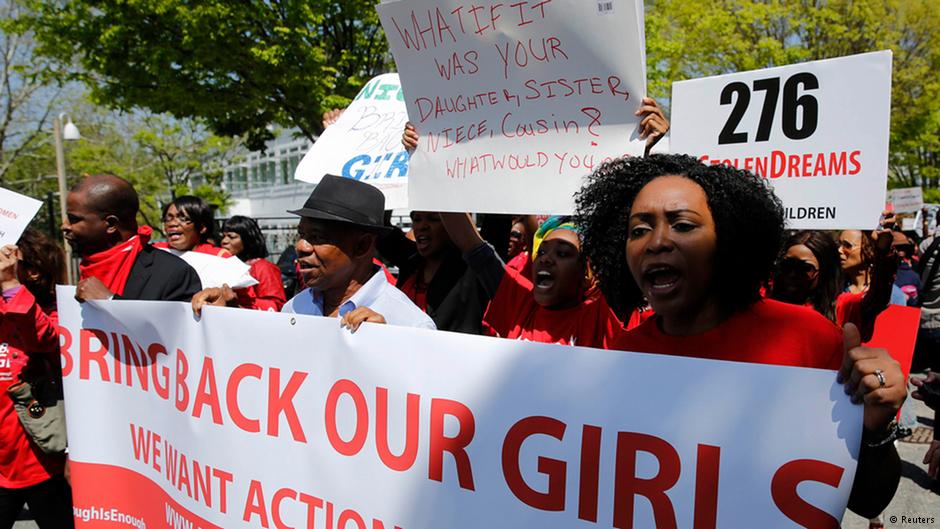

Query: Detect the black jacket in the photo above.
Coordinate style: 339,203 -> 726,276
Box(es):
378,229 -> 499,335
116,245 -> 202,301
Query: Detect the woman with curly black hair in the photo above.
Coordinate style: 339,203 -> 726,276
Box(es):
576,153 -> 904,518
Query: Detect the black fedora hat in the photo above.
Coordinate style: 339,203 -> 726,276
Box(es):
288,175 -> 390,233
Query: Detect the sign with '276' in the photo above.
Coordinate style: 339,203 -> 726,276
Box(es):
671,51 -> 892,230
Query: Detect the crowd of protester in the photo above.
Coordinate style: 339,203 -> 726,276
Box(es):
1,104 -> 939,528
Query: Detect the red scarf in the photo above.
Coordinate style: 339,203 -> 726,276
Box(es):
79,226 -> 152,295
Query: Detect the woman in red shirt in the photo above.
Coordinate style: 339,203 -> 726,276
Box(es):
156,195 -> 231,257
0,230 -> 73,528
576,153 -> 906,519
440,213 -> 628,348
505,215 -> 537,280
220,216 -> 287,312
771,229 -> 896,341
771,230 -> 843,321
156,196 -> 260,307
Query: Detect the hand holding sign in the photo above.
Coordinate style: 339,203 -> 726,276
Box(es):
0,244 -> 20,291
402,122 -> 419,152
322,108 -> 345,129
839,323 -> 906,433
75,276 -> 114,302
635,97 -> 669,155
0,187 -> 43,247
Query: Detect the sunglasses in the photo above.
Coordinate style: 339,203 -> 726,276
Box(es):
509,230 -> 524,239
777,257 -> 819,277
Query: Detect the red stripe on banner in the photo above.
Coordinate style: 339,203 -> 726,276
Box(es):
70,460 -> 225,529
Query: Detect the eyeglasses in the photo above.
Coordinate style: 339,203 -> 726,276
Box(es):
162,214 -> 193,225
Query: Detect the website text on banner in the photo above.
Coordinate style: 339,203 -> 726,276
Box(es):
377,0 -> 647,215
0,186 -> 43,246
56,287 -> 862,529
670,50 -> 892,230
294,73 -> 411,210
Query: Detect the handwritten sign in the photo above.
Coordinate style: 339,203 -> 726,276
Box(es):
888,187 -> 923,214
294,73 -> 411,210
377,0 -> 647,214
671,51 -> 892,229
0,187 -> 43,246
58,287 -> 862,528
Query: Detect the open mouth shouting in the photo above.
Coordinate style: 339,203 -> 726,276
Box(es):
534,269 -> 555,291
415,234 -> 432,254
642,263 -> 681,298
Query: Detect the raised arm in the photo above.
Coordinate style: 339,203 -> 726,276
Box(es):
858,212 -> 900,341
440,213 -> 485,254
636,97 -> 670,157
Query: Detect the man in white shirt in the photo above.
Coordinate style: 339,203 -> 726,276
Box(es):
193,175 -> 434,331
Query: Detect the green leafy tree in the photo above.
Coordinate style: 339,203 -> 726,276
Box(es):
22,0 -> 391,150
0,0 -> 67,184
131,114 -> 240,210
4,95 -> 240,235
646,0 -> 940,193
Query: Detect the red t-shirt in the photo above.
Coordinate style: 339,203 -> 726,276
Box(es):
506,251 -> 532,281
0,288 -> 65,488
615,299 -> 843,370
483,267 -> 625,348
397,274 -> 429,313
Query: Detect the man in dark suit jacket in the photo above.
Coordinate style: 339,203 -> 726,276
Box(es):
63,174 -> 201,301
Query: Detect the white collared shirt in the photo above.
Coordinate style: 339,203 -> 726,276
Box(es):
282,269 -> 436,330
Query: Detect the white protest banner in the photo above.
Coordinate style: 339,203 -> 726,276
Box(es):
58,287 -> 862,528
888,187 -> 923,214
294,74 -> 411,210
377,0 -> 647,214
671,51 -> 892,229
0,187 -> 43,246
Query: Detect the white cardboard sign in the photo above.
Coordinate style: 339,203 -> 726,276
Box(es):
0,187 -> 43,246
377,0 -> 648,214
671,51 -> 892,229
294,73 -> 411,210
888,187 -> 923,214
57,288 -> 861,529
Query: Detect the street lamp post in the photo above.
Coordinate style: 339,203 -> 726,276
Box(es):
54,113 -> 80,283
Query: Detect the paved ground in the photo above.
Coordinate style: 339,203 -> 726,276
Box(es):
14,400 -> 940,528
842,396 -> 939,529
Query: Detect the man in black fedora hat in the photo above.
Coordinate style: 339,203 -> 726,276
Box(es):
193,175 -> 434,331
